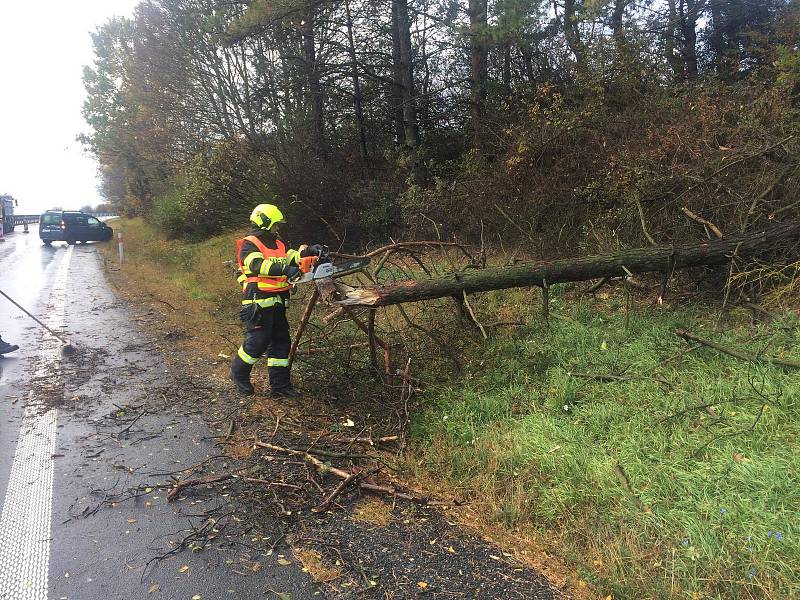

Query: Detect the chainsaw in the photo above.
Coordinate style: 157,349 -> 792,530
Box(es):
290,245 -> 370,284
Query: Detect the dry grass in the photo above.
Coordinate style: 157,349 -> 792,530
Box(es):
292,548 -> 342,582
353,497 -> 394,527
730,260 -> 800,310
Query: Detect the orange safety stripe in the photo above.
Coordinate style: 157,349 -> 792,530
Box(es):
237,236 -> 291,293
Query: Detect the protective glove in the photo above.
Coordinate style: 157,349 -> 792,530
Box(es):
284,264 -> 301,281
310,244 -> 327,257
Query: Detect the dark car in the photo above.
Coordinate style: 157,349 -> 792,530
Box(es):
39,210 -> 114,245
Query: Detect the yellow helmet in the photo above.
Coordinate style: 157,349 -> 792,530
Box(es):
250,203 -> 285,231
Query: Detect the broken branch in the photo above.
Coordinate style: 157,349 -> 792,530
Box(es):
167,473 -> 237,502
673,329 -> 800,369
254,441 -> 455,506
681,207 -> 723,239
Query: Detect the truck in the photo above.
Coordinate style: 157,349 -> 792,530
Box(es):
1,194 -> 17,234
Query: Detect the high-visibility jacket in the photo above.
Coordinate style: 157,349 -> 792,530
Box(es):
236,232 -> 310,307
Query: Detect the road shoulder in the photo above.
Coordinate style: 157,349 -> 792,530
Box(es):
97,242 -> 568,599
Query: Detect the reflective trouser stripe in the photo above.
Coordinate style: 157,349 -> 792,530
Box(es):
267,358 -> 289,368
238,346 -> 259,365
242,297 -> 285,308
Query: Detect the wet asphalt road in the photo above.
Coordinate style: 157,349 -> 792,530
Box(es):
0,228 -> 317,600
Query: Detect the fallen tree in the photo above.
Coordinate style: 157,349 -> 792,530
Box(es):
321,220 -> 800,307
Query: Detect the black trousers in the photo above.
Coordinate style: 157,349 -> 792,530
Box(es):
238,305 -> 292,389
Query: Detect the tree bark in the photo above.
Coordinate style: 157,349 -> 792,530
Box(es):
611,0 -> 627,50
562,0 -> 587,78
344,0 -> 368,167
666,0 -> 684,78
394,0 -> 419,150
468,0 -> 488,147
390,0 -> 406,145
302,2 -> 324,151
502,42 -> 512,91
681,0 -> 700,80
322,221 -> 800,307
708,1 -> 728,76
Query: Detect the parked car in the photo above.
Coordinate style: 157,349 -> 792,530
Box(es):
39,210 -> 114,245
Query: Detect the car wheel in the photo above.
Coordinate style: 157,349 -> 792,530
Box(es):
66,239 -> 76,245
43,240 -> 52,246
80,240 -> 87,244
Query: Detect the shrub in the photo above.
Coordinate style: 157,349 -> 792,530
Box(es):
179,140 -> 276,240
151,184 -> 188,238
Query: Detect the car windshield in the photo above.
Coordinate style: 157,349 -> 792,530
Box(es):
41,213 -> 60,226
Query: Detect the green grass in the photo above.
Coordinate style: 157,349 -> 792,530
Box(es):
105,217 -> 244,306
411,292 -> 800,599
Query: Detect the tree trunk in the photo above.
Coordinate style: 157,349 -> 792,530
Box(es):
611,0 -> 627,50
502,42 -> 512,91
562,0 -> 587,78
468,0 -> 488,147
681,0 -> 700,79
344,0 -> 368,167
390,0 -> 405,145
666,0 -> 684,78
520,43 -> 535,82
302,3 -> 324,151
322,221 -> 800,307
708,2 -> 727,76
393,0 -> 419,150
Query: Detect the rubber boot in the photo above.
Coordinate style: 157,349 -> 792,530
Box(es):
0,337 -> 19,355
269,366 -> 300,398
229,355 -> 255,396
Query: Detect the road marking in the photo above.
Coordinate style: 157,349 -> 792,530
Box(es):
0,246 -> 72,599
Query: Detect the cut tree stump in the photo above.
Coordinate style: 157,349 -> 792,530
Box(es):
320,221 -> 800,307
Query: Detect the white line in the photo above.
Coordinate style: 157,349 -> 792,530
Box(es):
0,246 -> 72,600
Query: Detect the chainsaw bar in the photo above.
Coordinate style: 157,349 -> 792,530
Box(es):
292,256 -> 370,284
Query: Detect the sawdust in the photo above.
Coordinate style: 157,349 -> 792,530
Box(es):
224,436 -> 255,460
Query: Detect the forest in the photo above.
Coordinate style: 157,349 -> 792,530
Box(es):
82,0 -> 800,251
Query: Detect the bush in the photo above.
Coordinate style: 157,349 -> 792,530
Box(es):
144,141 -> 275,240
151,184 -> 188,238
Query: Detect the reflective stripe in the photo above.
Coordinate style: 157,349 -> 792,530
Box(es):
267,357 -> 289,368
241,296 -> 285,308
259,256 -> 287,276
238,346 -> 259,365
243,251 -> 264,271
286,249 -> 301,263
236,237 -> 292,293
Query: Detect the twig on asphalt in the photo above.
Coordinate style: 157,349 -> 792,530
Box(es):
255,440 -> 459,507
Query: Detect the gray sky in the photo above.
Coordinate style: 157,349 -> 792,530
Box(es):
0,0 -> 139,214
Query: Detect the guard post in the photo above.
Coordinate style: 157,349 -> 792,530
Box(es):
117,230 -> 124,264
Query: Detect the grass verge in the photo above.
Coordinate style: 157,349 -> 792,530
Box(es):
408,289 -> 800,599
102,218 -> 799,599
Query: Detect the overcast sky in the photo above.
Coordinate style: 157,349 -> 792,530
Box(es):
0,0 -> 139,214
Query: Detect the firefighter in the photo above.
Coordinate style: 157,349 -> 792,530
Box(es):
229,204 -> 324,397
0,335 -> 19,355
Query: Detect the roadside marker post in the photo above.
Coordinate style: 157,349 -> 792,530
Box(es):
23,221 -> 29,233
117,231 -> 124,264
